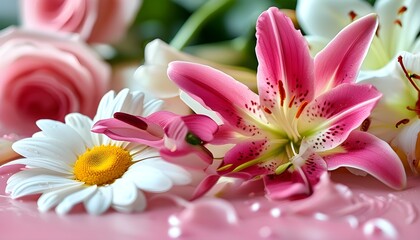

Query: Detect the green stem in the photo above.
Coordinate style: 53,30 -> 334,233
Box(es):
170,0 -> 235,50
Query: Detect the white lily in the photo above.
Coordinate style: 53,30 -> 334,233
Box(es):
360,51 -> 420,174
296,0 -> 420,70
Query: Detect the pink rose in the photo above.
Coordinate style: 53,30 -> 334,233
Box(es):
0,27 -> 110,136
20,0 -> 142,43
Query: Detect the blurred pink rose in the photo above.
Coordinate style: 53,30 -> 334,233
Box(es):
20,0 -> 142,44
0,27 -> 111,136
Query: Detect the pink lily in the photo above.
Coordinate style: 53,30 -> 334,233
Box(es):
92,111 -> 218,170
168,7 -> 406,199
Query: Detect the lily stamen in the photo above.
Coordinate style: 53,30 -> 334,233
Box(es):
398,55 -> 420,93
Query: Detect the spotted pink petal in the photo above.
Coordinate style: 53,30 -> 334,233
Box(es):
324,130 -> 406,190
297,150 -> 327,187
92,113 -> 164,148
300,83 -> 381,151
256,7 -> 314,115
314,14 -> 378,95
168,61 -> 265,136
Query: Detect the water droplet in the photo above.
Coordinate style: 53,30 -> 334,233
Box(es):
363,218 -> 398,239
168,215 -> 180,226
270,208 -> 281,218
346,215 -> 359,228
168,226 -> 182,238
250,202 -> 260,212
259,226 -> 273,238
313,212 -> 329,221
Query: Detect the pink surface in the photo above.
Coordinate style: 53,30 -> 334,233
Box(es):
1,165 -> 419,240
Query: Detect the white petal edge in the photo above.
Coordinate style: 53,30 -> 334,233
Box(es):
55,186 -> 98,215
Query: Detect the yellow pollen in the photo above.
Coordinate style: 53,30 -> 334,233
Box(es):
73,145 -> 132,186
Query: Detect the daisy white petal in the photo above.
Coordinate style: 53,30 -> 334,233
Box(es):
65,113 -> 95,148
111,178 -> 138,207
124,165 -> 173,193
84,186 -> 113,215
38,184 -> 85,212
113,190 -> 147,213
36,119 -> 86,156
55,186 -> 98,215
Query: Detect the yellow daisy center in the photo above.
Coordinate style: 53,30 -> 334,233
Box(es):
73,145 -> 132,186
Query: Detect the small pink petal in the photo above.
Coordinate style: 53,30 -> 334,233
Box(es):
325,130 -> 406,190
92,116 -> 164,148
191,175 -> 221,200
314,14 -> 378,95
182,115 -> 218,142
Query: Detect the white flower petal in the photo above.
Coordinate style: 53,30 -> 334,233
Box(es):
36,119 -> 86,156
3,158 -> 72,174
125,165 -> 172,193
135,65 -> 181,98
391,119 -> 420,173
119,91 -> 146,116
135,160 -> 192,185
297,0 -> 373,38
93,90 -> 117,122
112,190 -> 147,213
55,186 -> 97,215
65,113 -> 95,148
38,183 -> 84,212
84,186 -> 113,215
142,98 -> 164,117
12,138 -> 78,164
7,172 -> 77,199
112,178 -> 138,206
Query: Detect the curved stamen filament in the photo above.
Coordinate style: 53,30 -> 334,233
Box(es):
398,55 -> 420,93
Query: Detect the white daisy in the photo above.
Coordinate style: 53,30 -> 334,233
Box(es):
4,89 -> 192,215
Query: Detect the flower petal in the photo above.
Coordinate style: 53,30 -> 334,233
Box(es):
55,185 -> 97,215
111,178 -> 138,206
92,114 -> 164,148
125,164 -> 173,193
375,0 -> 420,56
181,114 -> 218,142
218,138 -> 273,177
314,14 -> 378,95
65,113 -> 95,148
138,160 -> 192,185
300,84 -> 381,151
36,119 -> 86,156
84,185 -> 113,215
390,119 -> 420,174
12,137 -> 78,165
168,61 -> 264,136
325,130 -> 406,190
7,172 -> 77,198
263,172 -> 308,200
37,184 -> 84,212
296,0 -> 372,38
256,7 -> 314,116
113,190 -> 147,213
